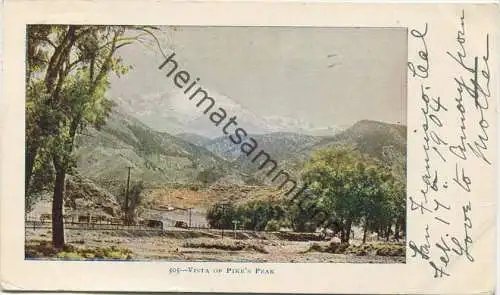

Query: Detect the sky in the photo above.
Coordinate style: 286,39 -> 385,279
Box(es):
109,26 -> 407,132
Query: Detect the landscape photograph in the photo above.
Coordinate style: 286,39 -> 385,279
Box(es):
25,25 -> 407,263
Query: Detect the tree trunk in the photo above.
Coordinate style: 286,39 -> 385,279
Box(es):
362,221 -> 368,244
394,219 -> 400,241
25,145 -> 39,196
343,219 -> 352,244
52,167 -> 66,249
51,115 -> 79,245
339,218 -> 345,242
398,215 -> 406,239
385,224 -> 391,242
294,218 -> 308,232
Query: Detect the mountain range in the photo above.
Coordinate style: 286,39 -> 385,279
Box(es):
113,90 -> 343,138
73,106 -> 239,192
73,104 -> 407,193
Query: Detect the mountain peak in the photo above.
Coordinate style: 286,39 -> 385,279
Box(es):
111,91 -> 342,138
355,119 -> 404,126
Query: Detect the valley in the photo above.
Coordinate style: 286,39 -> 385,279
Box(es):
26,104 -> 407,263
23,25 -> 408,266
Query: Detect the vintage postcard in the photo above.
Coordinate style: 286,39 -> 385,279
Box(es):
0,1 -> 498,294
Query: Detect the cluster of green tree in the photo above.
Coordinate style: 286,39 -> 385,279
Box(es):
195,167 -> 225,185
206,147 -> 406,244
206,200 -> 288,231
116,181 -> 145,224
295,147 -> 406,243
25,25 -> 162,248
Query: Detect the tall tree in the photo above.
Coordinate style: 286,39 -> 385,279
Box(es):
355,162 -> 393,243
26,25 -> 163,248
49,69 -> 113,247
117,181 -> 145,224
302,147 -> 361,243
301,146 -> 399,244
26,25 -> 162,197
286,192 -> 327,232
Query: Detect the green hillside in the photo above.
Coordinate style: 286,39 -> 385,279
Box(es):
73,107 -> 239,192
72,110 -> 406,194
176,133 -> 213,147
205,132 -> 321,161
308,120 -> 406,160
283,120 -> 407,178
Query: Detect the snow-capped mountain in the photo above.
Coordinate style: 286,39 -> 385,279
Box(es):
113,89 -> 341,138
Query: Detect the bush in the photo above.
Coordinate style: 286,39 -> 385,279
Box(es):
276,231 -> 323,241
117,181 -> 145,223
207,200 -> 287,231
183,241 -> 268,253
25,240 -> 58,258
308,242 -> 325,252
196,168 -> 223,185
305,241 -> 405,257
25,241 -> 134,260
327,242 -> 349,254
188,184 -> 201,191
248,244 -> 269,254
375,244 -> 405,256
83,252 -> 96,259
345,242 -> 405,257
56,251 -> 84,259
206,202 -> 236,229
184,241 -> 244,251
264,220 -> 281,232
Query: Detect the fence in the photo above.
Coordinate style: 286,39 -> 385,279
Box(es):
24,218 -> 163,232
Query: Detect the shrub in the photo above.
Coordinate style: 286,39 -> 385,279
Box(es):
183,241 -> 268,253
375,244 -> 405,256
196,168 -> 223,185
308,242 -> 325,252
327,242 -> 349,254
248,244 -> 268,254
184,241 -> 244,251
83,252 -> 96,259
56,251 -> 84,259
62,244 -> 77,252
207,200 -> 287,231
25,241 -> 134,260
188,184 -> 201,191
264,220 -> 281,232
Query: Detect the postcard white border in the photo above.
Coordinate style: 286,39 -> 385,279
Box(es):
1,1 -> 498,294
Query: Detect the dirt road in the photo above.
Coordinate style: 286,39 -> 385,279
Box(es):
25,228 -> 404,263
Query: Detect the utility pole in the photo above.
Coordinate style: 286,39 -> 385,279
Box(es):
219,202 -> 229,239
232,220 -> 239,239
188,207 -> 193,228
124,166 -> 132,224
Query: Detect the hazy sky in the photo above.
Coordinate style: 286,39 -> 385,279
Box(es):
110,26 -> 407,128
